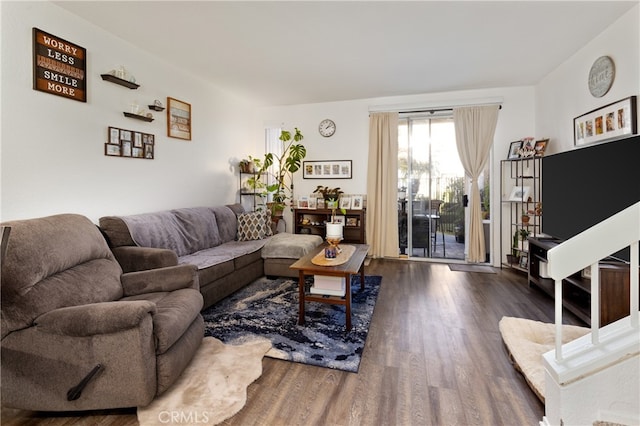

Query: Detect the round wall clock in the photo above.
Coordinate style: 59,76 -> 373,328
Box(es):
588,56 -> 615,98
319,119 -> 336,137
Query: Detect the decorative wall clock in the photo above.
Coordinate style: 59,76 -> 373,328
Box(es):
588,56 -> 615,98
319,119 -> 336,137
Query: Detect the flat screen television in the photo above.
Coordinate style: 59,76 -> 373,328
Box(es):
542,134 -> 640,262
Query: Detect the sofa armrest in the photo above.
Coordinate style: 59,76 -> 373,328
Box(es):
112,246 -> 178,273
121,264 -> 199,296
34,301 -> 156,337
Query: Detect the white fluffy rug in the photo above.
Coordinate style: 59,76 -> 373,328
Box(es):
499,316 -> 589,402
137,337 -> 271,426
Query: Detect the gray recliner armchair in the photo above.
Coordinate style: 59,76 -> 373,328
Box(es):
0,214 -> 204,411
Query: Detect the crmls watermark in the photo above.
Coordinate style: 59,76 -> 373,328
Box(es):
158,410 -> 210,424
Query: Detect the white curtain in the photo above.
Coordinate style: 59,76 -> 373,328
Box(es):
366,112 -> 399,258
453,105 -> 499,263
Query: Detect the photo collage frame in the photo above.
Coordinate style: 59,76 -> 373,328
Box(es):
106,126 -> 155,159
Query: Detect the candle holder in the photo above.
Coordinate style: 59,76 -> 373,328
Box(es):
324,236 -> 342,259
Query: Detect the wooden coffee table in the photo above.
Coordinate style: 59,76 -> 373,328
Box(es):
289,243 -> 369,331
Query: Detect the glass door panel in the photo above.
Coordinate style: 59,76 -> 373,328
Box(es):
398,116 -> 465,260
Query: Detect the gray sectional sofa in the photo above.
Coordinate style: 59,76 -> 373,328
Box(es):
99,204 -> 322,310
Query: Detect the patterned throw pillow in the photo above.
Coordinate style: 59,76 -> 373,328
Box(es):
237,211 -> 273,241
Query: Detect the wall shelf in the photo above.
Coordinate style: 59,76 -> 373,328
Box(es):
148,105 -> 165,111
123,112 -> 153,122
100,73 -> 140,89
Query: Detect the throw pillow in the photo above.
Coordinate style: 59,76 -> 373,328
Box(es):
237,211 -> 273,241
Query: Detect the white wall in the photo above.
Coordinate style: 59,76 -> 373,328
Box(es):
536,5 -> 639,154
0,2 -> 255,223
253,86 -> 536,263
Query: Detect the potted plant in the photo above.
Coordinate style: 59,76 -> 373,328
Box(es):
239,155 -> 262,174
313,186 -> 347,240
313,186 -> 344,216
239,158 -> 255,174
253,128 -> 306,217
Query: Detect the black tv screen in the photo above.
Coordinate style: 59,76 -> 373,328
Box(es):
542,135 -> 640,261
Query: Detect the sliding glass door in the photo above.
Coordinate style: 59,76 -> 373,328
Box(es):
398,115 -> 466,260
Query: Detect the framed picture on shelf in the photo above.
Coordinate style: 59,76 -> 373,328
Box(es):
508,185 -> 531,202
346,217 -> 358,227
507,141 -> 523,159
519,253 -> 529,269
534,139 -> 549,156
339,196 -> 351,210
333,215 -> 345,226
167,97 -> 192,140
297,197 -> 309,209
574,96 -> 637,147
308,197 -> 317,209
351,195 -> 364,209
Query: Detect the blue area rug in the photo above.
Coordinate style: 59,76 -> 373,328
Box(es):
202,275 -> 382,373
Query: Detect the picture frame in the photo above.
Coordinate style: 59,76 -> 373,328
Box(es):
105,144 -> 121,156
106,126 -> 154,160
33,28 -> 87,103
308,197 -> 317,209
339,196 -> 351,210
297,196 -> 309,209
122,140 -> 132,157
167,97 -> 192,140
533,138 -> 549,156
303,160 -> 352,179
574,96 -> 637,147
346,217 -> 358,227
333,215 -> 345,226
351,195 -> 364,210
508,185 -> 531,202
507,141 -> 523,160
519,253 -> 529,269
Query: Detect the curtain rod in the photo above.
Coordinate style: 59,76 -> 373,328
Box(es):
399,105 -> 502,114
368,99 -> 504,114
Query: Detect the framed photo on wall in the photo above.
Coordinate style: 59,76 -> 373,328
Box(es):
574,96 -> 637,147
303,160 -> 352,179
167,97 -> 192,140
106,126 -> 154,160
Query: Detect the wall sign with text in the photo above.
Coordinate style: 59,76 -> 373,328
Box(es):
33,28 -> 86,102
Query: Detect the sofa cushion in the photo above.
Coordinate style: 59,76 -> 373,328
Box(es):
237,211 -> 273,241
123,289 -> 203,353
261,233 -> 323,259
212,205 -> 240,243
116,208 -> 222,257
178,240 -> 268,270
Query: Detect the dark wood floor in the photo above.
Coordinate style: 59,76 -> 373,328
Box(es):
2,259 -> 584,425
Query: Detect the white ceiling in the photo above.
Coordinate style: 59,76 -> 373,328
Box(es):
55,1 -> 638,106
